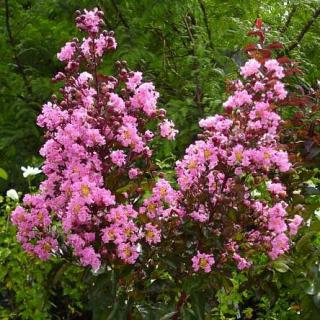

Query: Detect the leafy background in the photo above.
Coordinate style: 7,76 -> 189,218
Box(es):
1,0 -> 320,319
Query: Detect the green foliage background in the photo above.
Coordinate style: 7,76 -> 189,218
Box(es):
1,0 -> 320,319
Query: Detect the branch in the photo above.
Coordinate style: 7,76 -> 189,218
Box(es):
280,4 -> 297,33
183,14 -> 203,115
197,0 -> 213,49
110,0 -> 130,30
4,0 -> 33,96
172,291 -> 187,320
287,6 -> 320,52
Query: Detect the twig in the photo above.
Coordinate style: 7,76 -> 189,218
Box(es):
110,0 -> 130,30
172,291 -> 187,320
183,14 -> 203,115
280,4 -> 297,33
198,0 -> 213,49
287,6 -> 320,52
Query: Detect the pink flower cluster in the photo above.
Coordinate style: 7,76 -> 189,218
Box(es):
12,8 -> 177,271
175,55 -> 303,271
12,9 -> 303,276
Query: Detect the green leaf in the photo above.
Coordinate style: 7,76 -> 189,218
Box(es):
272,260 -> 290,273
0,168 -> 8,180
159,312 -> 178,320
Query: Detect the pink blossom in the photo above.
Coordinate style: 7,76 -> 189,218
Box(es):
76,8 -> 103,33
128,168 -> 140,179
117,243 -> 139,264
33,237 -> 58,260
126,72 -> 142,91
264,59 -> 285,79
130,82 -> 159,116
108,93 -> 125,113
80,246 -> 101,271
240,59 -> 261,78
144,223 -> 161,244
12,8 -> 178,270
274,81 -> 287,100
57,42 -> 76,61
77,72 -> 93,84
159,119 -> 178,140
233,253 -> 252,270
288,215 -> 303,236
192,252 -> 215,273
199,115 -> 233,132
269,233 -> 290,260
253,81 -> 265,92
267,182 -> 286,197
110,150 -> 127,167
223,90 -> 252,110
190,205 -> 209,222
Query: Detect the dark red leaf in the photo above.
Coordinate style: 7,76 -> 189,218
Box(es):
244,43 -> 257,52
277,56 -> 291,64
247,30 -> 265,43
267,42 -> 284,50
255,18 -> 263,29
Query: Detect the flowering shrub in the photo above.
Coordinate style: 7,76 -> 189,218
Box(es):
11,8 -> 177,271
11,9 -> 305,276
172,19 -> 304,272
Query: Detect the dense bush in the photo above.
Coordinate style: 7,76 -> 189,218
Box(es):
1,2 -> 320,320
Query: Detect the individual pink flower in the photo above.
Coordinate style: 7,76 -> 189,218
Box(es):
269,233 -> 290,260
288,215 -> 303,236
80,246 -> 101,271
130,82 -> 159,115
108,93 -> 125,113
191,251 -> 215,273
33,237 -> 58,260
253,81 -> 265,92
126,71 -> 142,91
199,115 -> 233,132
267,182 -> 286,197
240,59 -> 261,78
274,81 -> 287,100
57,42 -> 76,61
77,72 -> 93,84
144,223 -> 161,244
233,253 -> 252,270
264,59 -> 285,79
128,168 -> 140,180
189,205 -> 209,222
110,150 -> 127,167
117,243 -> 139,264
159,119 -> 178,140
223,90 -> 252,110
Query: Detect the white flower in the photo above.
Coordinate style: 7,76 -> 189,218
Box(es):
306,180 -> 316,188
251,189 -> 261,197
6,189 -> 19,201
136,243 -> 142,253
21,166 -> 42,178
315,209 -> 320,221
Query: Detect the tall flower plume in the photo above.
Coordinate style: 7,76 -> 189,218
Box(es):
12,8 -> 178,271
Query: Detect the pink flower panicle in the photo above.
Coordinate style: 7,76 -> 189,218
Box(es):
173,45 -> 303,271
12,8 -> 177,270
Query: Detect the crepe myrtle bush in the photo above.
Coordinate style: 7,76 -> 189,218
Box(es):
12,11 -> 304,278
11,8 -> 179,271
148,19 -> 305,274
